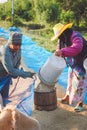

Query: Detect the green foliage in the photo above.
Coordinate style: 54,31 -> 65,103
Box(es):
13,17 -> 23,26
25,28 -> 56,52
46,3 -> 60,23
60,10 -> 75,23
14,0 -> 33,21
0,0 -> 87,28
22,10 -> 34,21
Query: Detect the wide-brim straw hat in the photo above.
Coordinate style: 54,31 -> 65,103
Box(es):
51,23 -> 73,41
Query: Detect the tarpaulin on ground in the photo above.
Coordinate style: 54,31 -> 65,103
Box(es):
5,77 -> 36,116
0,26 -> 87,114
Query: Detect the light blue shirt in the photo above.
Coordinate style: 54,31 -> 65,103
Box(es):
0,43 -> 31,78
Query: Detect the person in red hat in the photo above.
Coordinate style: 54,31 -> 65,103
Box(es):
51,23 -> 87,112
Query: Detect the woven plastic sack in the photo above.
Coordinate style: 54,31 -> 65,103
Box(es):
6,77 -> 36,116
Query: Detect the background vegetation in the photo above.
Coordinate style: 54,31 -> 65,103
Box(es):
0,0 -> 87,52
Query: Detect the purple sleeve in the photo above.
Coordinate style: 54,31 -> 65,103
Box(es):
61,34 -> 83,57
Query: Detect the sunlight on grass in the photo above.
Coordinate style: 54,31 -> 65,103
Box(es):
0,21 -> 87,52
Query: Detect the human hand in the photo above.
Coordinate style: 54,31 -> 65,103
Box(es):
30,72 -> 36,78
54,49 -> 62,56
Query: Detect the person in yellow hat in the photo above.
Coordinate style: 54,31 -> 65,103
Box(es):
51,23 -> 87,112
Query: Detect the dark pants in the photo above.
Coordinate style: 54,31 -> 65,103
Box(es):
0,76 -> 11,106
0,80 -> 10,99
1,80 -> 11,106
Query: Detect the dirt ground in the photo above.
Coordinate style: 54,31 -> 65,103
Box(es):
4,70 -> 87,130
32,103 -> 87,130
32,80 -> 87,130
1,31 -> 87,130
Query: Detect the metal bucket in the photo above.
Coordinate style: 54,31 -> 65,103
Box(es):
38,54 -> 66,86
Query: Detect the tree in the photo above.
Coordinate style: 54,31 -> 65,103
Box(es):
57,0 -> 87,26
60,10 -> 75,24
46,3 -> 61,23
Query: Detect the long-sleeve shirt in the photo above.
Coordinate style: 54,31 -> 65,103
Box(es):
57,31 -> 87,75
61,32 -> 83,57
0,43 -> 32,78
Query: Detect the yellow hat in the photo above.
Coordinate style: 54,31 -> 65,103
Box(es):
51,23 -> 73,41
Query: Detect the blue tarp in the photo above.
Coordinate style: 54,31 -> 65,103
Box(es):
8,26 -> 22,32
0,26 -> 87,112
22,44 -> 52,72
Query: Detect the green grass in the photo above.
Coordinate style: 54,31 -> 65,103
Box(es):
0,21 -> 87,52
21,27 -> 57,52
81,32 -> 87,39
0,20 -> 57,52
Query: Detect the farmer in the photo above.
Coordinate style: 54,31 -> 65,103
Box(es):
51,23 -> 87,112
0,32 -> 35,107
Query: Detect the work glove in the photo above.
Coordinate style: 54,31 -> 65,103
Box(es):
30,72 -> 36,78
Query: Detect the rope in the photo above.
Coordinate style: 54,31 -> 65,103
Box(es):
9,77 -> 20,97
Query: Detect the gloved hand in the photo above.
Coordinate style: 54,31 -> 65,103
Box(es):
30,72 -> 36,78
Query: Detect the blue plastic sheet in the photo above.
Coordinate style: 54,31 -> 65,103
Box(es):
0,27 -> 9,39
0,27 -> 8,33
0,75 -> 11,91
17,77 -> 36,116
8,26 -> 22,32
22,44 -> 52,72
0,26 -> 87,113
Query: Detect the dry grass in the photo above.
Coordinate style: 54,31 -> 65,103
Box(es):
0,38 -> 7,45
21,27 -> 56,52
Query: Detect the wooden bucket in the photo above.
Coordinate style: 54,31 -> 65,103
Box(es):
34,88 -> 57,111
